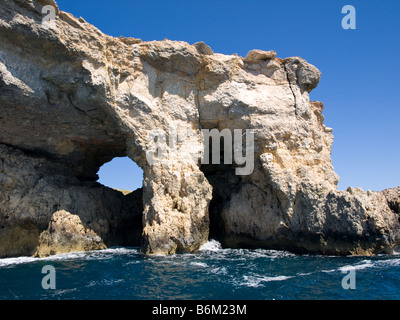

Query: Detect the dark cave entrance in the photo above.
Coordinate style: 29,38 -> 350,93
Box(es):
200,132 -> 244,242
96,156 -> 144,247
201,163 -> 242,241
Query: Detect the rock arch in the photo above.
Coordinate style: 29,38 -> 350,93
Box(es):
0,0 -> 399,257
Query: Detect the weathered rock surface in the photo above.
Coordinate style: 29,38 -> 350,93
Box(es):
0,144 -> 143,257
0,0 -> 399,257
382,187 -> 400,216
36,210 -> 106,257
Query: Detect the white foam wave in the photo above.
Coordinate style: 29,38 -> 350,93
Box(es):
374,258 -> 400,268
97,247 -> 139,255
296,272 -> 313,276
209,267 -> 228,275
237,248 -> 296,259
190,262 -> 208,268
43,251 -> 87,261
0,247 -> 140,268
0,251 -> 91,268
82,247 -> 140,260
327,258 -> 400,274
339,260 -> 374,272
199,239 -> 222,252
0,256 -> 38,268
199,241 -> 296,261
241,275 -> 294,287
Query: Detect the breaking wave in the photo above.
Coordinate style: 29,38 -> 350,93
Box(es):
199,239 -> 222,252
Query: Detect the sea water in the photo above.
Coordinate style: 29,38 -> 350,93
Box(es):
1,240 -> 399,300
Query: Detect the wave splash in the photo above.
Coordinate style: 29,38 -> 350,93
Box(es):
199,239 -> 222,252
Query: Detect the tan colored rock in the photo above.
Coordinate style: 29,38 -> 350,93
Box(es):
0,0 -> 399,257
36,210 -> 106,257
193,41 -> 214,55
244,49 -> 277,62
383,187 -> 400,215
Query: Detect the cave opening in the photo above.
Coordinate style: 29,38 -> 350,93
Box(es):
97,156 -> 143,194
200,134 -> 244,243
201,163 -> 242,242
96,156 -> 144,247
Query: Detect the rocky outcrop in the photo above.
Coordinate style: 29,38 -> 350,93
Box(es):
383,187 -> 400,215
220,184 -> 400,255
0,0 -> 399,257
36,210 -> 106,257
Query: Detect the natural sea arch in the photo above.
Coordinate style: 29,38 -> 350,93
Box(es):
97,157 -> 143,194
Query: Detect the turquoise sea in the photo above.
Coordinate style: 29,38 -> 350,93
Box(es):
0,240 -> 399,300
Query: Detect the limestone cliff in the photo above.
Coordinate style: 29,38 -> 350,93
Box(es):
0,0 -> 399,257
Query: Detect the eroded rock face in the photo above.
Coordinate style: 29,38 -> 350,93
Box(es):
0,144 -> 143,257
36,210 -> 106,257
0,0 -> 399,257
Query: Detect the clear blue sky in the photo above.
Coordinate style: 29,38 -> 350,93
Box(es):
56,0 -> 400,192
